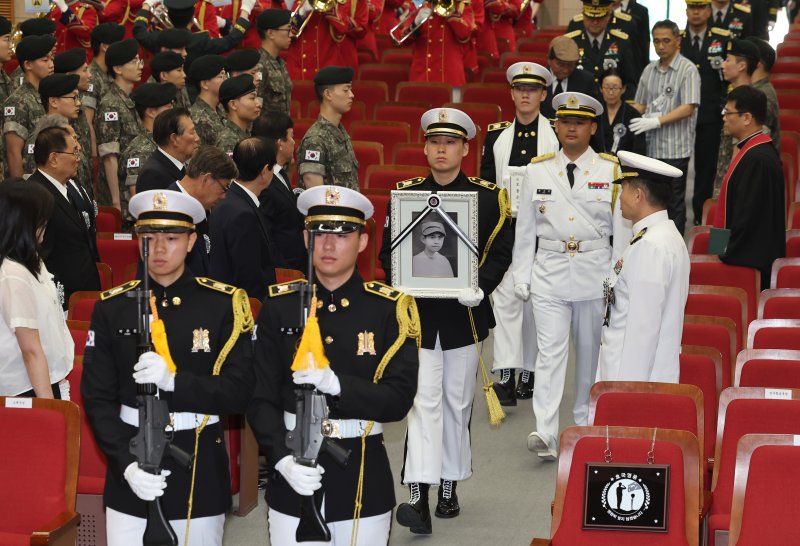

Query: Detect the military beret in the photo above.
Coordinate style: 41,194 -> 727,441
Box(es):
19,17 -> 56,37
313,65 -> 354,86
0,16 -> 11,37
15,35 -> 56,63
157,27 -> 192,49
106,38 -> 139,68
745,37 -> 776,71
219,74 -> 256,104
225,49 -> 260,72
39,74 -> 80,98
54,48 -> 87,73
150,51 -> 184,76
187,54 -> 226,81
257,8 -> 291,30
131,82 -> 178,108
727,39 -> 760,61
164,0 -> 195,8
91,22 -> 125,45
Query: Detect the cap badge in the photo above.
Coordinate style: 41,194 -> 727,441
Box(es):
438,109 -> 449,122
566,95 -> 580,109
153,192 -> 168,210
324,187 -> 340,205
523,64 -> 531,73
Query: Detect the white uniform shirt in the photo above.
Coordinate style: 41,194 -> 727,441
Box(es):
512,148 -> 631,301
596,210 -> 690,383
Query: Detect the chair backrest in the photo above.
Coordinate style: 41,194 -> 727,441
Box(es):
67,291 -> 101,322
686,285 -> 748,353
549,426 -> 700,546
682,315 -> 737,389
747,319 -> 800,350
357,63 -> 409,100
351,80 -> 389,118
686,225 -> 710,255
680,345 -> 724,472
689,256 -> 759,323
395,81 -> 453,107
392,142 -> 428,168
787,229 -> 800,258
735,349 -> 800,388
366,193 -> 390,281
364,164 -> 427,191
292,80 -> 316,108
373,102 -> 427,142
0,397 -> 80,533
306,100 -> 367,130
480,67 -> 508,84
350,121 -> 411,154
499,51 -> 547,69
728,434 -> 800,545
518,40 -> 551,54
356,218 -> 377,281
461,83 -> 516,120
788,201 -> 800,230
95,206 -> 121,233
248,296 -> 261,318
351,140 -> 384,186
444,102 -> 503,134
757,288 -> 800,319
291,117 -> 317,144
66,361 -> 108,495
67,320 -> 90,357
771,257 -> 800,288
96,262 -> 113,291
96,238 -> 141,287
380,47 -> 413,65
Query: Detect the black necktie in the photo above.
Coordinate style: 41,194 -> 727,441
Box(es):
693,35 -> 701,54
179,166 -> 186,177
715,11 -> 723,27
592,39 -> 600,54
566,163 -> 577,189
555,80 -> 564,96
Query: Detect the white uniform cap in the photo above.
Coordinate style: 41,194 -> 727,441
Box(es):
297,185 -> 374,233
421,108 -> 477,140
615,150 -> 684,184
551,91 -> 604,118
129,189 -> 205,232
506,61 -> 553,88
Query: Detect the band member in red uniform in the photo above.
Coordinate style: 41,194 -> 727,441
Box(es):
51,0 -> 100,57
194,0 -> 221,37
285,0 -> 356,81
357,0 -> 385,61
100,0 -> 144,38
487,0 -> 520,52
475,0 -> 499,62
337,0 -> 369,72
219,0 -> 272,49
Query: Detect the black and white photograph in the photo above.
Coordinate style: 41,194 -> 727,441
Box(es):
411,213 -> 458,278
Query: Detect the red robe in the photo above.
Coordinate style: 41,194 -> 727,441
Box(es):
408,2 -> 474,86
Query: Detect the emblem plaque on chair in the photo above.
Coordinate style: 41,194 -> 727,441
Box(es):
583,463 -> 670,532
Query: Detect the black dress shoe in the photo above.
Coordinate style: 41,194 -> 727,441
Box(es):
396,483 -> 432,534
491,369 -> 516,406
515,370 -> 534,400
435,480 -> 460,518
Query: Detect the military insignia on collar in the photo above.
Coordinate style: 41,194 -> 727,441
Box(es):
191,328 -> 211,353
357,331 -> 377,356
438,109 -> 449,122
325,187 -> 340,205
153,192 -> 168,210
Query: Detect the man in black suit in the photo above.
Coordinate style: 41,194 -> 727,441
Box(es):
32,125 -> 100,309
252,112 -> 307,271
135,107 -> 200,193
541,36 -> 600,119
209,137 -> 277,300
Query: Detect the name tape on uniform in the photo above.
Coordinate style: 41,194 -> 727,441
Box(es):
5,397 -> 33,409
765,388 -> 792,400
114,233 -> 133,240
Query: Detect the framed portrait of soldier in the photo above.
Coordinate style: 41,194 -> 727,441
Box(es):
389,190 -> 478,299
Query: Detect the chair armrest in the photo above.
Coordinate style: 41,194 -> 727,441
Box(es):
531,539 -> 552,546
31,511 -> 81,546
702,490 -> 713,518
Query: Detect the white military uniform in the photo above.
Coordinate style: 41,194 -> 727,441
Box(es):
513,145 -> 631,451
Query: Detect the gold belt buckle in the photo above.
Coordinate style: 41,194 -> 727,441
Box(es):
566,240 -> 580,253
321,419 -> 339,438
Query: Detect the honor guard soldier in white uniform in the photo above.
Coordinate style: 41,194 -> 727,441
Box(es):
481,61 -> 560,405
596,151 -> 690,383
513,92 -> 631,460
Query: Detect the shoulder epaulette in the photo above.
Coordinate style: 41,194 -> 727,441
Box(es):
468,177 -> 496,190
196,277 -> 236,294
631,227 -> 647,244
564,29 -> 582,39
396,177 -> 425,189
488,121 -> 511,132
531,152 -> 556,164
609,29 -> 629,40
733,3 -> 751,13
268,279 -> 307,297
364,281 -> 402,301
614,11 -> 632,21
710,27 -> 731,36
100,280 -> 140,300
572,14 -> 583,22
598,152 -> 619,163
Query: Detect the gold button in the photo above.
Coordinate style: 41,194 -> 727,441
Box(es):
325,336 -> 333,345
302,54 -> 306,58
341,298 -> 349,308
316,300 -> 323,309
172,297 -> 181,306
518,131 -> 522,137
569,215 -> 574,221
328,303 -> 337,312
521,150 -> 527,155
427,53 -> 431,57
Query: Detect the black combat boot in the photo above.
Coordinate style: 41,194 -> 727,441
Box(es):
396,482 -> 432,534
435,479 -> 460,518
491,368 -> 517,406
515,370 -> 534,399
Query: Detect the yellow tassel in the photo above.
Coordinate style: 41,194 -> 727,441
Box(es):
468,308 -> 506,426
291,292 -> 330,372
148,297 -> 177,373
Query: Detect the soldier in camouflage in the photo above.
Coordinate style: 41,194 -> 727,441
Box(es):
215,74 -> 260,156
7,18 -> 57,95
297,66 -> 359,190
225,48 -> 263,94
0,16 -> 13,178
256,9 -> 293,117
87,23 -> 125,123
187,55 -> 227,147
148,51 -> 191,110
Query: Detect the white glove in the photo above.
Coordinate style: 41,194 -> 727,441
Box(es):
768,21 -> 775,32
629,116 -> 661,135
53,0 -> 69,12
133,351 -> 175,392
514,283 -> 530,301
275,455 -> 324,496
414,6 -> 430,25
144,0 -> 160,10
58,379 -> 71,401
240,0 -> 257,16
123,462 -> 171,501
293,365 -> 341,396
216,15 -> 227,28
458,287 -> 484,307
298,0 -> 313,17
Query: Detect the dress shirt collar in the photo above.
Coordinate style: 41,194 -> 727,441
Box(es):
38,169 -> 69,200
157,147 -> 185,172
557,147 -> 595,172
712,6 -> 728,21
632,209 -> 669,235
234,181 -> 261,207
689,28 -> 707,42
736,129 -> 764,149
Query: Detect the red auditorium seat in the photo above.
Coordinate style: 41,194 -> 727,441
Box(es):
291,80 -> 316,109
686,225 -> 710,254
392,142 -> 428,168
0,397 -> 80,546
530,426 -> 700,546
461,83 -> 516,120
680,345 -> 724,477
356,218 -> 377,281
686,285 -> 748,353
786,229 -> 800,257
275,268 -> 304,284
291,118 -> 316,145
789,202 -> 800,229
707,387 -> 800,546
771,257 -> 800,288
683,315 -> 737,388
758,288 -> 800,319
747,319 -> 800,351
364,164 -> 427,191
66,320 -> 90,357
772,78 -> 800,93
443,102 -> 503,133
777,43 -> 800,57
96,262 -> 113,291
517,40 -> 551,55
499,52 -> 547,69
373,102 -> 427,142
352,140 -> 384,186
689,256 -> 759,323
351,80 -> 389,118
395,81 -> 453,107
95,206 -> 121,233
365,193 -> 389,281
380,47 -> 413,65
67,291 -> 100,322
350,121 -> 411,155
306,100 -> 366,131
481,67 -> 508,84
735,349 -> 800,388
96,236 -> 140,287
357,64 -> 409,101
291,100 -> 302,119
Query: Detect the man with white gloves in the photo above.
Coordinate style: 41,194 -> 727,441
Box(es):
379,108 -> 514,536
82,189 -> 256,546
249,185 -> 420,545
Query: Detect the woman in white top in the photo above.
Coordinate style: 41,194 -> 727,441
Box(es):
0,178 -> 74,399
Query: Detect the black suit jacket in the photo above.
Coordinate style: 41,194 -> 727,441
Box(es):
135,149 -> 184,194
168,181 -> 210,276
68,179 -> 100,262
209,182 -> 276,300
259,170 -> 307,271
34,170 -> 101,309
541,68 -> 599,120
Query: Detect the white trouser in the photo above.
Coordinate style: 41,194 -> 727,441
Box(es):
530,294 -> 604,443
268,504 -> 391,546
491,267 -> 537,373
106,507 -> 224,546
403,336 -> 480,484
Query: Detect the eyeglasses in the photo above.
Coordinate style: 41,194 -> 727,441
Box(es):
128,57 -> 144,68
213,177 -> 231,193
59,94 -> 81,103
53,149 -> 80,158
601,86 -> 623,92
721,109 -> 747,117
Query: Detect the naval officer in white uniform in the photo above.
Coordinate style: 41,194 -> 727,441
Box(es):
513,92 -> 632,459
596,150 -> 690,383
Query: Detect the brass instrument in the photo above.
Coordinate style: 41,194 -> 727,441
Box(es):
291,0 -> 346,38
389,0 -> 457,45
150,1 -> 201,31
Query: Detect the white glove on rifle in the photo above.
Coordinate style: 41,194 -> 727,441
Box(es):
275,455 -> 324,496
293,365 -> 341,396
124,462 -> 170,501
514,283 -> 530,301
629,116 -> 661,135
133,351 -> 175,392
458,287 -> 484,307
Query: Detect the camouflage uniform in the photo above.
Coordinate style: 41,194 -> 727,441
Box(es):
214,117 -> 248,156
88,60 -> 113,110
189,97 -> 225,147
2,80 -> 46,177
73,110 -> 94,196
175,87 -> 191,110
297,115 -> 359,190
258,48 -> 292,117
118,130 -> 156,214
0,70 -> 11,177
95,82 -> 145,207
8,66 -> 23,94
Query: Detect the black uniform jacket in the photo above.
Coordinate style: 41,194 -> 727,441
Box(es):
541,68 -> 599,120
34,170 -> 101,309
135,148 -> 184,194
81,271 -> 255,519
247,272 -> 419,521
259,169 -> 308,271
680,26 -> 730,126
379,172 -> 514,350
591,101 -> 646,155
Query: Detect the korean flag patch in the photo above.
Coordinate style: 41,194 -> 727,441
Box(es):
4,106 -> 14,116
27,144 -> 35,154
305,150 -> 321,161
104,111 -> 119,122
127,157 -> 140,168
